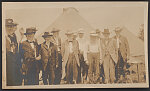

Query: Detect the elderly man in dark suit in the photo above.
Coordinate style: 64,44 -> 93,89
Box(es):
5,19 -> 23,86
21,27 -> 41,85
51,28 -> 62,84
113,27 -> 130,83
40,32 -> 58,85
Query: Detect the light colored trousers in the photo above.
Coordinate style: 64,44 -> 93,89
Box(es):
103,54 -> 116,83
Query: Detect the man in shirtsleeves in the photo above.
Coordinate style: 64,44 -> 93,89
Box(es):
51,28 -> 62,84
61,31 -> 80,84
77,29 -> 88,83
87,31 -> 102,84
21,27 -> 41,85
5,19 -> 23,86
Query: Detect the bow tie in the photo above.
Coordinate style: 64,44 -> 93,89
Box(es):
8,33 -> 15,37
28,41 -> 35,43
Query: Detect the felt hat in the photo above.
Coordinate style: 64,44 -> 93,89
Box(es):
114,27 -> 122,33
102,29 -> 110,34
96,29 -> 101,33
90,31 -> 98,36
65,31 -> 74,35
24,27 -> 37,35
42,32 -> 53,38
51,28 -> 61,33
78,28 -> 84,34
5,18 -> 18,26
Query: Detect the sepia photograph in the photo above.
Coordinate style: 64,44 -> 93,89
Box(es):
2,2 -> 149,89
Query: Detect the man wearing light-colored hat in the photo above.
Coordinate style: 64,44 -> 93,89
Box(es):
76,28 -> 88,83
21,27 -> 41,85
40,32 -> 58,85
5,18 -> 23,86
86,31 -> 101,84
96,29 -> 102,38
95,29 -> 104,83
101,29 -> 118,84
113,27 -> 130,83
61,31 -> 80,84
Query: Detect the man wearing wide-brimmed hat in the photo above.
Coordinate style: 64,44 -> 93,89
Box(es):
96,29 -> 102,38
113,27 -> 130,83
76,28 -> 88,83
61,31 -> 80,84
51,28 -> 62,84
39,32 -> 58,85
86,31 -> 101,84
21,27 -> 41,85
5,18 -> 23,86
101,29 -> 118,84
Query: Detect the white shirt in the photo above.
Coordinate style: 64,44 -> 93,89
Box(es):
116,37 -> 120,48
88,42 -> 99,53
54,37 -> 61,51
55,37 -> 59,45
28,40 -> 36,57
69,42 -> 73,53
46,42 -> 50,49
77,37 -> 88,60
77,38 -> 85,52
30,42 -> 34,49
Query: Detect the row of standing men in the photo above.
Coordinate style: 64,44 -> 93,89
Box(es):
5,19 -> 130,85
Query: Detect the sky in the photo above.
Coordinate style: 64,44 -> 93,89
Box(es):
2,2 -> 147,38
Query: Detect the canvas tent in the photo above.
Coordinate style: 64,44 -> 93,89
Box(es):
37,7 -> 95,44
37,7 -> 145,61
35,7 -> 145,79
116,26 -> 144,57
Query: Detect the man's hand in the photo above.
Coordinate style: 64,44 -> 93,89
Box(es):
35,55 -> 41,60
99,59 -> 103,65
56,65 -> 58,68
127,55 -> 130,60
85,60 -> 89,65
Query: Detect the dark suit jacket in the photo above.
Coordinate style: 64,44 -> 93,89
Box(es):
6,33 -> 22,85
6,33 -> 18,54
40,41 -> 58,71
21,39 -> 40,73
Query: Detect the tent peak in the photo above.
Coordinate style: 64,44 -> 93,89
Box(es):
63,7 -> 79,13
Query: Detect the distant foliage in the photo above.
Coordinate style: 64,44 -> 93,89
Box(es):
138,24 -> 144,41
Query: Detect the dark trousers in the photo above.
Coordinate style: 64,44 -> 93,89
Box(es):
42,62 -> 55,85
115,50 -> 126,81
66,53 -> 78,84
6,52 -> 22,86
78,52 -> 89,83
54,53 -> 62,84
24,61 -> 39,85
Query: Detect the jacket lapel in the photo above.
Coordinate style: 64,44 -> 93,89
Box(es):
26,41 -> 35,52
43,42 -> 49,51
